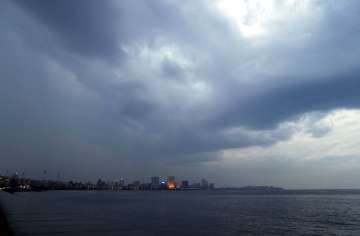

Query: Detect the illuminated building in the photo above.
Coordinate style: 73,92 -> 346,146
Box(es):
167,181 -> 176,190
166,176 -> 176,190
159,176 -> 167,184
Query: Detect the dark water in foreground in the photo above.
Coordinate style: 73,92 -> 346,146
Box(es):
1,191 -> 360,236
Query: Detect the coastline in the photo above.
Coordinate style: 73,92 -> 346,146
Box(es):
0,199 -> 13,236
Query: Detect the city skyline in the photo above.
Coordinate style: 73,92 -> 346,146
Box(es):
2,0 -> 360,188
0,172 -> 216,192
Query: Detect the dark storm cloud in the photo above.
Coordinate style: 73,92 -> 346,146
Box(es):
2,0 -> 360,182
13,0 -> 121,60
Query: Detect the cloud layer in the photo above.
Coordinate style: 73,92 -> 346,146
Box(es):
2,0 -> 360,186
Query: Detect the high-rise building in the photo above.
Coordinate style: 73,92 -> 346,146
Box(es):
151,176 -> 160,189
151,176 -> 160,185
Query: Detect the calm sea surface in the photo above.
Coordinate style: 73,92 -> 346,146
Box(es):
1,191 -> 360,236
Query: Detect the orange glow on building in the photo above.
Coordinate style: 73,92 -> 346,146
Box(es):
167,182 -> 176,190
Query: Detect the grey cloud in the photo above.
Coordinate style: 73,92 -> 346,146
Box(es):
2,0 -> 360,184
161,59 -> 185,80
238,69 -> 360,129
13,0 -> 122,61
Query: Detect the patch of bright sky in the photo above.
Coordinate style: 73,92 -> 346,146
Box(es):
215,0 -> 318,39
222,109 -> 360,161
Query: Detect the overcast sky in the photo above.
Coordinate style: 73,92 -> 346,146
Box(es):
2,0 -> 360,188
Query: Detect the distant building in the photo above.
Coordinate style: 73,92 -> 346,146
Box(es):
191,182 -> 201,189
209,183 -> 215,190
119,178 -> 125,187
140,183 -> 151,190
201,179 -> 209,190
151,176 -> 160,189
151,176 -> 160,185
181,180 -> 189,188
96,179 -> 106,190
128,181 -> 141,190
111,180 -> 124,190
159,176 -> 167,184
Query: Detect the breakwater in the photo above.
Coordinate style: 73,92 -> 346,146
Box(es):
0,200 -> 13,236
